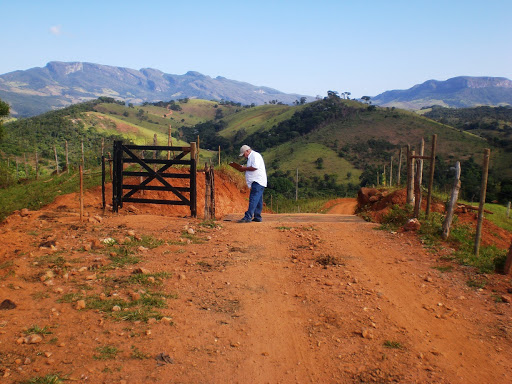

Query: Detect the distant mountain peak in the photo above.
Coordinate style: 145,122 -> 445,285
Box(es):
373,76 -> 512,110
0,62 -> 312,117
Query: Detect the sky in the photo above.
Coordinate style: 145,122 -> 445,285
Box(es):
2,0 -> 511,99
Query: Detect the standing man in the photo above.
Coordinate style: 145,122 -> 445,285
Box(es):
237,145 -> 267,223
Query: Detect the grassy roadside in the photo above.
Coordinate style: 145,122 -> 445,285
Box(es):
0,168 -> 103,222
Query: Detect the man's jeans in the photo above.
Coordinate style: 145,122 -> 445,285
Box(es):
243,182 -> 265,221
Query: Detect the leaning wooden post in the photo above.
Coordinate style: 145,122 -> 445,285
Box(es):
53,145 -> 59,174
79,164 -> 84,222
506,202 -> 510,219
210,162 -> 215,219
426,134 -> 438,217
218,145 -> 221,166
503,241 -> 512,275
442,162 -> 461,240
406,148 -> 415,205
474,148 -> 491,257
204,163 -> 211,220
383,165 -> 386,186
397,147 -> 403,186
413,139 -> 425,217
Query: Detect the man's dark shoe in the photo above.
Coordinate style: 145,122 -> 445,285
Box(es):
252,218 -> 262,222
237,218 -> 251,223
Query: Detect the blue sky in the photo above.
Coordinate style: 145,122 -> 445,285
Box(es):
2,0 -> 511,98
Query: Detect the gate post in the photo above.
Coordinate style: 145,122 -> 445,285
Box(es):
112,141 -> 124,212
190,142 -> 197,217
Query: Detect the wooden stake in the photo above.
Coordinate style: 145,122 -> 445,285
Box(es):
81,140 -> 84,167
426,134 -> 437,217
474,148 -> 491,257
35,150 -> 39,180
167,125 -> 172,160
442,162 -> 461,240
54,145 -> 59,174
406,148 -> 415,205
503,242 -> 512,275
397,147 -> 402,186
79,165 -> 84,222
295,168 -> 299,201
218,145 -> 221,165
390,157 -> 393,187
65,140 -> 69,173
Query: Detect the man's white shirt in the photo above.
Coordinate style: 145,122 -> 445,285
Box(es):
245,150 -> 267,188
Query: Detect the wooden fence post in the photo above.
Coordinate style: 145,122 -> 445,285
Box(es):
167,125 -> 172,160
503,242 -> 512,275
474,148 -> 491,257
407,148 -> 415,205
65,140 -> 69,173
53,145 -> 59,174
190,142 -> 197,218
390,157 -> 393,187
79,165 -> 84,222
35,150 -> 39,180
426,134 -> 437,217
397,147 -> 402,186
218,146 -> 221,166
442,162 -> 461,240
413,139 -> 425,218
506,202 -> 510,219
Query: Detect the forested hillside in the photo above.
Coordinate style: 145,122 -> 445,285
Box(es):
1,95 -> 511,204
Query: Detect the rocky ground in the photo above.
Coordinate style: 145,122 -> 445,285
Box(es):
0,180 -> 511,384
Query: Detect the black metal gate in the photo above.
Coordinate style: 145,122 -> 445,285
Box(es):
112,141 -> 197,217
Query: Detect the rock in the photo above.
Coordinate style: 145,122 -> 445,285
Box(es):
25,334 -> 43,344
147,277 -> 156,284
93,215 -> 103,223
148,318 -> 157,324
357,188 -> 380,206
132,267 -> 150,275
0,299 -> 16,310
179,274 -> 186,280
44,352 -> 52,358
424,276 -> 433,283
361,328 -> 374,339
76,300 -> 86,310
90,239 -> 103,250
138,246 -> 148,252
23,357 -> 31,365
501,295 -> 511,303
127,230 -> 136,237
369,195 -> 380,203
129,292 -> 141,301
404,218 -> 421,231
187,228 -> 195,235
126,205 -> 139,213
86,274 -> 96,280
112,305 -> 121,312
20,208 -> 30,217
161,317 -> 173,323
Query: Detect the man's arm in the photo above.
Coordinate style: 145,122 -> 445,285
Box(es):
240,166 -> 257,172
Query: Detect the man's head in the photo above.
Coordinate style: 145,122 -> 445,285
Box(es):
239,145 -> 251,158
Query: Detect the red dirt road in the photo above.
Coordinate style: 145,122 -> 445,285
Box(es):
0,191 -> 511,383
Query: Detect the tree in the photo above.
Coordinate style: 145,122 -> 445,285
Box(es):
327,90 -> 339,99
300,97 -> 307,105
0,98 -> 9,141
345,92 -> 351,100
361,96 -> 371,104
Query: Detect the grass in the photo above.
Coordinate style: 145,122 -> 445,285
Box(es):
269,196 -> 334,214
93,345 -> 120,360
131,345 -> 150,359
0,167 -> 103,222
383,340 -> 403,349
22,374 -> 68,384
466,278 -> 488,289
432,265 -> 453,273
24,325 -> 53,335
380,203 -> 508,274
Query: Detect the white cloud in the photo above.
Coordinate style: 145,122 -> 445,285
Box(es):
49,25 -> 62,36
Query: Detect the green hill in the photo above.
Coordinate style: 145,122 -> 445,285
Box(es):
1,95 -> 511,203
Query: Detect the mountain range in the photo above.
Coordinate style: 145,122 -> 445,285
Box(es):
372,76 -> 512,110
0,62 -> 312,117
1,61 -> 512,117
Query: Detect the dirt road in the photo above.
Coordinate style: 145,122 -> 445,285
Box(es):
0,196 -> 511,383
